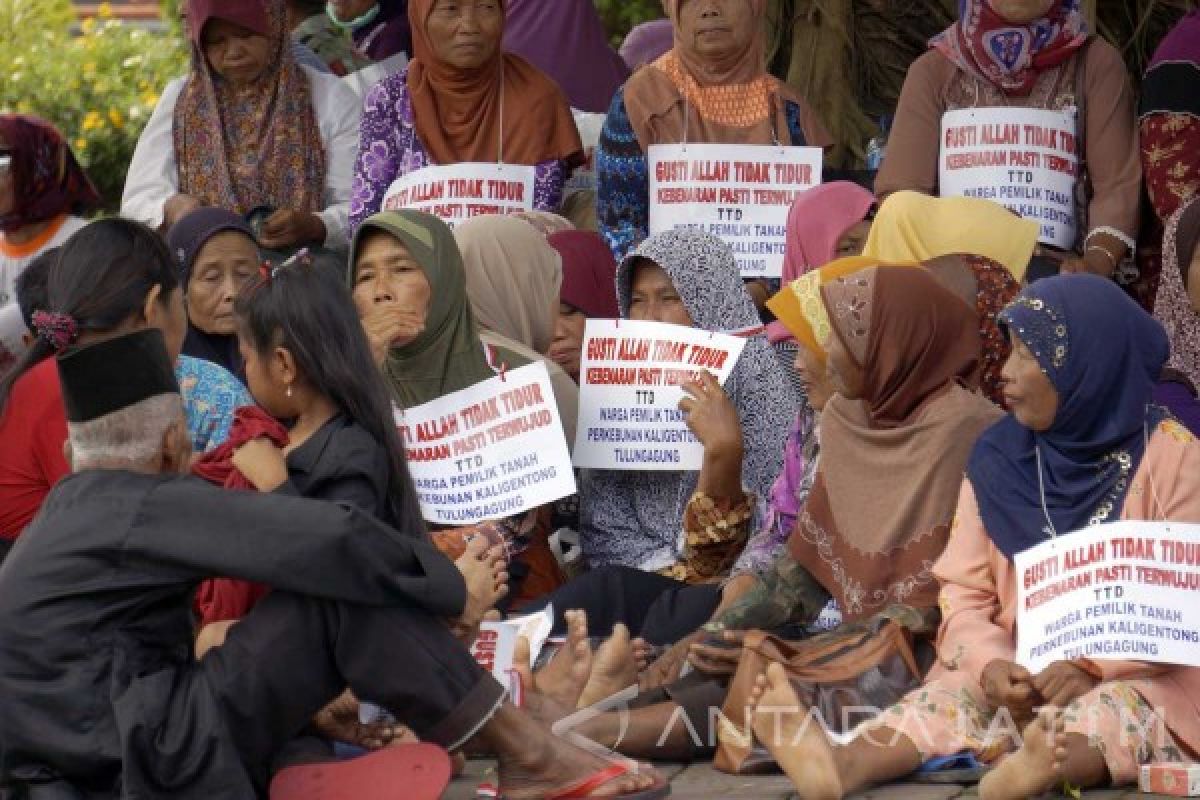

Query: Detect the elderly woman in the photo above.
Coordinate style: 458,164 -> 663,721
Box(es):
1153,197 -> 1200,435
351,209 -> 566,603
122,0 -> 361,253
0,115 -> 98,367
595,0 -> 831,276
877,0 -> 1139,278
349,0 -> 584,233
748,275 -> 1200,800
166,207 -> 263,377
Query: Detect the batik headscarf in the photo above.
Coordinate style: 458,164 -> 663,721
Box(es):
863,191 -> 1040,281
968,275 -> 1170,559
580,228 -> 800,570
0,115 -> 99,233
549,230 -> 619,320
350,210 -> 526,408
1139,10 -> 1200,221
789,265 -> 1002,621
454,216 -> 562,355
1155,198 -> 1200,394
622,0 -> 825,150
174,0 -> 326,217
930,0 -> 1088,97
406,0 -> 583,167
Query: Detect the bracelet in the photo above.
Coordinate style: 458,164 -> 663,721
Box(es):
1085,245 -> 1118,268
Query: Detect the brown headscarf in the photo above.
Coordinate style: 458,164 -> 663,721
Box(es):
406,0 -> 583,167
622,0 -> 829,150
174,0 -> 326,216
788,265 -> 1002,622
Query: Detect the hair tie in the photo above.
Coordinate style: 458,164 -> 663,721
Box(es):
31,310 -> 80,352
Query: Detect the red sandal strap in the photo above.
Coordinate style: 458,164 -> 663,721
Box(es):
547,763 -> 631,800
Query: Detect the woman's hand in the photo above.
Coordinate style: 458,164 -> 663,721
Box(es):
360,304 -> 426,366
679,371 -> 743,458
982,658 -> 1037,719
163,193 -> 202,229
1032,660 -> 1098,707
258,210 -> 326,250
231,437 -> 289,491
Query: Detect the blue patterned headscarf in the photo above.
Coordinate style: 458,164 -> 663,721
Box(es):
967,275 -> 1170,559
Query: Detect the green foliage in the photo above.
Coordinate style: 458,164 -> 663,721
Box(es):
0,0 -> 187,209
592,0 -> 664,46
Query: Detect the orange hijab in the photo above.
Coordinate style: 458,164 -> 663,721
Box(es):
406,0 -> 583,167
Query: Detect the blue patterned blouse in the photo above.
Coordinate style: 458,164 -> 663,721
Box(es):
176,355 -> 254,453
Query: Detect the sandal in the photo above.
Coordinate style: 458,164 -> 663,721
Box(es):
269,742 -> 452,800
486,762 -> 671,799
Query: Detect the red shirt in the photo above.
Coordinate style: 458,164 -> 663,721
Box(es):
0,359 -> 69,539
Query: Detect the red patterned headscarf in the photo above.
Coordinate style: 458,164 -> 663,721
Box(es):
930,0 -> 1088,96
0,115 -> 99,233
173,0 -> 325,216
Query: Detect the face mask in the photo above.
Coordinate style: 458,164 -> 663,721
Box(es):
326,1 -> 381,31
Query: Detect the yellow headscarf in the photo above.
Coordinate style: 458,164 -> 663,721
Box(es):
767,256 -> 887,365
862,191 -> 1039,281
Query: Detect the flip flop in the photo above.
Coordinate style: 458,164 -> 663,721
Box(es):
269,742 -> 452,800
487,762 -> 671,799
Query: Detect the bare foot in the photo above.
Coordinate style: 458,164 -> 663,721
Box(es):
979,709 -> 1067,800
749,662 -> 842,800
579,624 -> 638,708
514,609 -> 592,715
631,637 -> 661,672
452,537 -> 508,643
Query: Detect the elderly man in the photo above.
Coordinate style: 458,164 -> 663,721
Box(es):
0,329 -> 667,799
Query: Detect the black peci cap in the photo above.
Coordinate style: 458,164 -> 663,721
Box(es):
56,329 -> 179,423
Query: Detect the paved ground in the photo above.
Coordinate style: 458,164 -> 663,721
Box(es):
444,760 -> 1170,798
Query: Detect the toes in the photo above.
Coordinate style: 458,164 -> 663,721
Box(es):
610,623 -> 631,645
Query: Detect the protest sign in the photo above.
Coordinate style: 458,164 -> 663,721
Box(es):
647,143 -> 823,278
572,319 -> 747,471
395,361 -> 575,526
939,107 -> 1079,248
382,162 -> 536,227
1015,521 -> 1200,673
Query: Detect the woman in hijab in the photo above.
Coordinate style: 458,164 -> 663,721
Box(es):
877,0 -> 1139,278
122,0 -> 362,253
547,230 -> 619,382
166,207 -> 263,377
452,215 -> 579,443
1140,10 -> 1200,225
596,0 -> 831,269
0,115 -> 98,367
350,209 -> 565,603
749,276 -> 1200,800
581,228 -> 799,574
349,0 -> 584,233
1152,197 -> 1200,435
502,0 -> 629,114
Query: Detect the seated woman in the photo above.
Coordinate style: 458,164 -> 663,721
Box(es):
595,0 -> 830,282
748,274 -> 1200,800
453,215 -> 578,442
546,230 -> 619,383
0,219 -> 250,544
167,207 -> 264,377
581,228 -> 798,575
876,0 -> 1139,277
1153,197 -> 1200,435
122,0 -> 361,254
351,209 -> 565,604
0,114 -> 99,368
349,0 -> 584,232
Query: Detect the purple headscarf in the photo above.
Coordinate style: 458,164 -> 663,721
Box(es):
502,0 -> 629,113
352,0 -> 411,61
1148,9 -> 1200,68
619,19 -> 673,70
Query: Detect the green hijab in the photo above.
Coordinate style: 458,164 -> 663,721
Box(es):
349,210 -> 526,408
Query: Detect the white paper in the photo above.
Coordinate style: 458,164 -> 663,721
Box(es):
341,52 -> 407,98
471,606 -> 555,692
647,143 -> 823,278
395,362 -> 576,526
1014,521 -> 1200,672
381,162 -> 536,228
572,319 -> 747,471
939,107 -> 1079,249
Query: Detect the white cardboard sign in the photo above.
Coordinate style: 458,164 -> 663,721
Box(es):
395,362 -> 575,525
382,162 -> 536,228
939,107 -> 1079,249
1015,521 -> 1200,673
572,319 -> 747,471
647,143 -> 823,278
